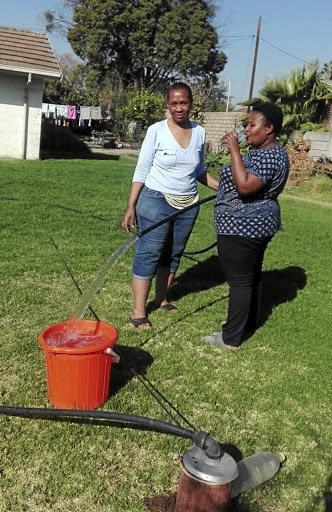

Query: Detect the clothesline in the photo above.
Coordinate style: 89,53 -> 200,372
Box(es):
42,103 -> 106,124
42,103 -> 76,120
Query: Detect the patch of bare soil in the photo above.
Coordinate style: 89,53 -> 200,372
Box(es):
144,491 -> 176,512
285,139 -> 312,186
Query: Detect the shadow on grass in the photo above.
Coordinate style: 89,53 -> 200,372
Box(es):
258,265 -> 307,327
170,255 -> 224,301
303,473 -> 332,512
325,490 -> 332,512
40,150 -> 121,160
108,344 -> 154,397
108,344 -> 197,432
169,257 -> 306,330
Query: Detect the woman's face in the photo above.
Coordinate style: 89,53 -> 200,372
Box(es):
245,111 -> 274,148
167,88 -> 192,125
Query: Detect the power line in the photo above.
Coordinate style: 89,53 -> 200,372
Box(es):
222,35 -> 254,38
260,37 -> 323,70
222,33 -> 325,71
223,36 -> 254,47
219,28 -> 328,104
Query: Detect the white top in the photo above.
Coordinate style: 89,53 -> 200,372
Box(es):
132,120 -> 206,195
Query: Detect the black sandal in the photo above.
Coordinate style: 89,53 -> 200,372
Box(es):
131,316 -> 152,328
160,303 -> 178,313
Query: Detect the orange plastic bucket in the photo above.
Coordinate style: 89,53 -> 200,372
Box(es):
39,320 -> 119,410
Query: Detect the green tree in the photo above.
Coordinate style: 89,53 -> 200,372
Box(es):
245,61 -> 332,131
43,53 -> 100,105
191,77 -> 228,116
45,0 -> 227,92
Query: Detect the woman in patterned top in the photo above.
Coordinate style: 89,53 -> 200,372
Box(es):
122,82 -> 218,329
202,102 -> 290,349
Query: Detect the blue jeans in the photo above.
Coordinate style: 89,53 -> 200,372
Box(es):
132,187 -> 199,280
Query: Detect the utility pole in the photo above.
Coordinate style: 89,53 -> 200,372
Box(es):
224,75 -> 231,112
247,16 -> 262,112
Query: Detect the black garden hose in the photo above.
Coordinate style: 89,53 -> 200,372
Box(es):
137,194 -> 216,237
183,241 -> 217,256
0,405 -> 194,440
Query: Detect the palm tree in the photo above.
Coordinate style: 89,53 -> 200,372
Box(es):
244,61 -> 332,131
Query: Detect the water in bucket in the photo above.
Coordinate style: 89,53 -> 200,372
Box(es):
46,329 -> 111,349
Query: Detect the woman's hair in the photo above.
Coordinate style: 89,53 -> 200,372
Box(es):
252,102 -> 283,135
167,82 -> 193,103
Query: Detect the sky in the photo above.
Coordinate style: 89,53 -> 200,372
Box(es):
1,0 -> 332,106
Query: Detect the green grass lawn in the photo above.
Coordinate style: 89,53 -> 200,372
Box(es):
0,156 -> 331,512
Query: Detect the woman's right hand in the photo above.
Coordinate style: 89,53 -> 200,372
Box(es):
122,182 -> 144,233
224,130 -> 240,153
122,206 -> 136,233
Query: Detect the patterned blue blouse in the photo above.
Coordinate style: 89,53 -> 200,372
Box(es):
215,145 -> 290,238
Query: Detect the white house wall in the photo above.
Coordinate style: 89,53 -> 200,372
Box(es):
304,131 -> 332,160
0,73 -> 43,159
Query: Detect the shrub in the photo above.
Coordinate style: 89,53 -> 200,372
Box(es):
115,89 -> 165,140
299,122 -> 327,133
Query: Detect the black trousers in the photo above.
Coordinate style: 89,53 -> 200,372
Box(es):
217,234 -> 272,347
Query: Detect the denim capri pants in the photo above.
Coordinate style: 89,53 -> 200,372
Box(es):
132,187 -> 199,280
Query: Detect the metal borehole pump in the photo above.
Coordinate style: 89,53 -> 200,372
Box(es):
175,431 -> 283,512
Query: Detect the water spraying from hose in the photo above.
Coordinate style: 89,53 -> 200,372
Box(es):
66,234 -> 138,330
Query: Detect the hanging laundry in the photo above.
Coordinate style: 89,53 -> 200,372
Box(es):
48,104 -> 56,120
57,104 -> 68,117
42,103 -> 49,118
91,106 -> 103,120
67,105 -> 76,120
79,106 -> 92,121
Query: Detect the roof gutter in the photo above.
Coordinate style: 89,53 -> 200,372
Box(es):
22,72 -> 32,160
0,64 -> 61,80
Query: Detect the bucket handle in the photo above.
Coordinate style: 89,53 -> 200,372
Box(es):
106,347 -> 120,363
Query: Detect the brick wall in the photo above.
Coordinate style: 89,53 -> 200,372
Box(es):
201,112 -> 246,153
